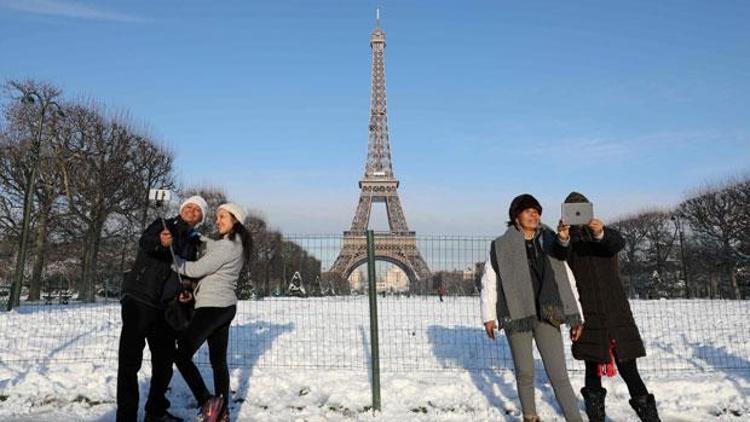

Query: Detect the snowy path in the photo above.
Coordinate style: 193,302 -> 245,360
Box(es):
1,298 -> 748,420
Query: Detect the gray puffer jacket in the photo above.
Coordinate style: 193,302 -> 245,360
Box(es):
173,235 -> 243,309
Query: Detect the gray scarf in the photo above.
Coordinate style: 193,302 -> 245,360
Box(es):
494,225 -> 582,333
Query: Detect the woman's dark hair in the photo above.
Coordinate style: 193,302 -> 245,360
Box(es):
227,222 -> 253,267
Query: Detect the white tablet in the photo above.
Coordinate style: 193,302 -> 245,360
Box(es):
561,203 -> 594,226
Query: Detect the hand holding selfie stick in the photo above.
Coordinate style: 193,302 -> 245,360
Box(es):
149,189 -> 185,286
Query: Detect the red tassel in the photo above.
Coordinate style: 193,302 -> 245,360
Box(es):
597,340 -> 618,378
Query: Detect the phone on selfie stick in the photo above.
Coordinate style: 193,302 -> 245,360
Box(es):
148,189 -> 184,286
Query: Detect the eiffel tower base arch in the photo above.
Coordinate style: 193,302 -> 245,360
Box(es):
328,231 -> 432,293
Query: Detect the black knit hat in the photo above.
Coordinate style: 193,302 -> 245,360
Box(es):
565,191 -> 590,204
509,194 -> 543,223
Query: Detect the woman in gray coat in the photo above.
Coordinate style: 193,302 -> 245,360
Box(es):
480,194 -> 584,422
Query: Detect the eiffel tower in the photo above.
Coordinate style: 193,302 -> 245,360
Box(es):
329,11 -> 431,288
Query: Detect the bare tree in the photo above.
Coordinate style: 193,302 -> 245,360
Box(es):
251,227 -> 283,296
611,210 -> 680,298
611,214 -> 650,297
679,179 -> 749,299
135,139 -> 176,229
0,135 -> 26,290
0,80 -> 66,301
56,105 -> 154,302
1,80 -> 179,304
0,136 -> 26,243
641,210 -> 679,297
27,145 -> 66,301
734,179 -> 750,260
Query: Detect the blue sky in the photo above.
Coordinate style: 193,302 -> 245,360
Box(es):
1,0 -> 748,234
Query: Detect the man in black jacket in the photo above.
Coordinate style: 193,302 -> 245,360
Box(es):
117,195 -> 207,422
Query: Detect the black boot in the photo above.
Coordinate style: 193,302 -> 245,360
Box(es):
629,393 -> 661,422
581,387 -> 606,422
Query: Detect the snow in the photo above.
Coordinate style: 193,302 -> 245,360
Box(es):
1,298 -> 748,421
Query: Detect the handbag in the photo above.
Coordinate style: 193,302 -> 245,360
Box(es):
164,289 -> 195,332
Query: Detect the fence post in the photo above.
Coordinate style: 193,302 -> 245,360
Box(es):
366,229 -> 381,412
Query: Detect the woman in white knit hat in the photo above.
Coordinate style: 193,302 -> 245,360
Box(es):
160,202 -> 251,421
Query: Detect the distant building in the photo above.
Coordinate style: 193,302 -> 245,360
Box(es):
349,265 -> 409,293
349,269 -> 365,291
380,265 -> 409,293
463,266 -> 475,281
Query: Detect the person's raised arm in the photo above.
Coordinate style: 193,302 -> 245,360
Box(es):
588,219 -> 625,255
139,218 -> 171,259
173,240 -> 238,279
547,221 -> 571,260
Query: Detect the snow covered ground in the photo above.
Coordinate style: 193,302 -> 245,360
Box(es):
1,297 -> 748,421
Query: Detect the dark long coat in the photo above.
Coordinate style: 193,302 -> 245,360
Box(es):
567,226 -> 646,363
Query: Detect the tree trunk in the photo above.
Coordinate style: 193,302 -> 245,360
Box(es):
729,267 -> 741,299
78,222 -> 104,303
28,210 -> 49,302
78,236 -> 95,302
709,273 -> 719,299
622,274 -> 633,298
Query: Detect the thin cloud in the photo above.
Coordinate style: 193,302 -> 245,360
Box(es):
0,0 -> 146,23
635,129 -> 750,148
502,137 -> 632,159
535,138 -> 631,158
498,129 -> 749,161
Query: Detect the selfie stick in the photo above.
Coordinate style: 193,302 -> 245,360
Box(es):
151,189 -> 184,285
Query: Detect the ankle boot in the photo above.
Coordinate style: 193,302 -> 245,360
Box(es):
581,386 -> 606,422
629,393 -> 661,422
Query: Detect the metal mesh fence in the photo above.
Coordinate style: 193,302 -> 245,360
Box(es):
1,234 -> 749,376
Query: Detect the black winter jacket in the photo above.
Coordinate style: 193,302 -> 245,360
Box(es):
121,216 -> 200,309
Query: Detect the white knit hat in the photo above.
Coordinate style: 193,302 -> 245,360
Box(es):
218,202 -> 247,226
180,195 -> 208,227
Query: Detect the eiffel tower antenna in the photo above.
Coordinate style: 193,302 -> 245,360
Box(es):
329,12 -> 431,291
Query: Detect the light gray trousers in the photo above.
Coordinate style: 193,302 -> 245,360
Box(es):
506,322 -> 583,422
